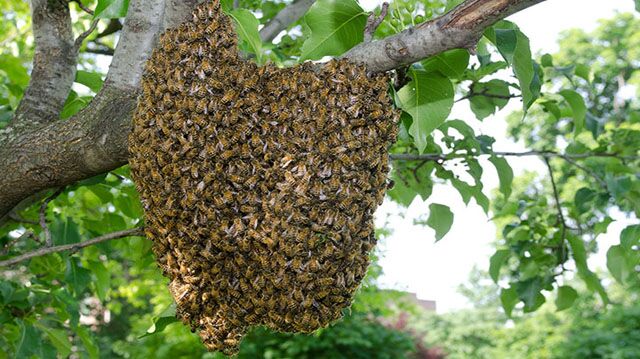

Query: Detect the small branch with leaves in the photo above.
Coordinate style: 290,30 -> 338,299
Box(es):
0,227 -> 146,268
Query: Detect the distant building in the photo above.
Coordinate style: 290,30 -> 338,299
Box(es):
380,289 -> 437,312
405,292 -> 436,312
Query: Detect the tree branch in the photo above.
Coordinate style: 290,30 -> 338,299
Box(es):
12,0 -> 76,126
0,227 -> 145,267
260,0 -> 317,42
343,0 -> 546,72
163,0 -> 207,32
0,0 -> 168,221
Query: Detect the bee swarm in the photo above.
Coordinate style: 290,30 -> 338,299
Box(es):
129,0 -> 399,354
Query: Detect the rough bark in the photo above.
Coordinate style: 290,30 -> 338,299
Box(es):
0,0 -> 546,219
12,0 -> 75,126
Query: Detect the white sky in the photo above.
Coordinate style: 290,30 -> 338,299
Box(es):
363,0 -> 638,312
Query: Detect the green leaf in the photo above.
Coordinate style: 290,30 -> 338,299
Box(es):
387,162 -> 435,207
228,9 -> 264,64
77,326 -> 99,359
65,259 -> 92,296
488,156 -> 513,199
540,100 -> 562,120
607,245 -> 630,284
574,187 -> 597,212
51,217 -> 81,246
421,49 -> 470,78
465,61 -> 508,81
516,277 -> 545,312
489,249 -> 510,283
34,324 -> 72,358
300,0 -> 367,61
485,22 -> 540,110
620,224 -> 640,249
426,203 -> 454,241
15,320 -> 43,358
555,285 -> 578,311
89,261 -> 110,301
540,53 -> 553,67
635,0 -> 640,12
94,0 -> 129,19
220,0 -> 233,11
75,71 -> 103,93
0,54 -> 29,87
114,193 -> 143,219
574,64 -> 591,82
60,95 -> 91,119
559,89 -> 587,135
140,303 -> 178,338
567,236 -> 608,303
500,286 -> 518,317
397,70 -> 454,153
29,254 -> 65,280
469,79 -> 511,120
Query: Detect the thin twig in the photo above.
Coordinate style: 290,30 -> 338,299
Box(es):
559,155 -> 608,188
69,0 -> 94,15
364,2 -> 389,43
543,156 -> 567,262
39,187 -> 65,247
75,20 -> 100,50
8,211 -> 39,225
1,230 -> 39,256
0,228 -> 146,267
84,48 -> 115,56
94,19 -> 122,39
0,238 -> 18,256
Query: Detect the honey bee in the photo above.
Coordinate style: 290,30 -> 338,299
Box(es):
221,89 -> 237,104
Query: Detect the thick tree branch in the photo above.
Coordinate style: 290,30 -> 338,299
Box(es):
0,227 -> 145,267
0,0 -> 548,220
163,0 -> 207,31
13,0 -> 76,126
343,0 -> 546,72
0,0 -> 169,221
259,0 -> 317,42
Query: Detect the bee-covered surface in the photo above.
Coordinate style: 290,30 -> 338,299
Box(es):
128,0 -> 399,354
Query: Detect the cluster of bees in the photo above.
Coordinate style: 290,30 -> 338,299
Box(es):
129,0 -> 399,355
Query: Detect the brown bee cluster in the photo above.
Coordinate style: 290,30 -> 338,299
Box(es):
129,0 -> 398,355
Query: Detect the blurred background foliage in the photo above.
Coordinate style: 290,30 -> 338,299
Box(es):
1,0 -> 639,358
